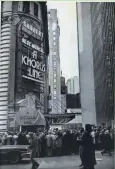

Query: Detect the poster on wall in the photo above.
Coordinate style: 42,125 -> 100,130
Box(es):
16,93 -> 46,126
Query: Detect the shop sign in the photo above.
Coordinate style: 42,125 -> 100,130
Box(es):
23,21 -> 43,38
22,37 -> 44,54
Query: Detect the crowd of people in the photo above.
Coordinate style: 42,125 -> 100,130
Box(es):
0,125 -> 114,157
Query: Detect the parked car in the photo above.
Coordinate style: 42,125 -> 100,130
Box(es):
0,145 -> 30,164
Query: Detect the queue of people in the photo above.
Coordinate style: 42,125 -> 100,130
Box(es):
0,125 -> 114,158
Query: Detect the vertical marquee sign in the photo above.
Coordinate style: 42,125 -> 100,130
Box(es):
21,20 -> 45,84
16,18 -> 46,92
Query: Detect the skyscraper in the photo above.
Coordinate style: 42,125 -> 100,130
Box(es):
48,9 -> 61,114
66,76 -> 79,94
77,2 -> 114,126
90,2 -> 114,125
76,3 -> 97,126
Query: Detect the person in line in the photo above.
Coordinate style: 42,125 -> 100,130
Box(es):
46,131 -> 53,157
55,132 -> 63,156
79,128 -> 84,167
17,130 -> 28,145
101,130 -> 112,156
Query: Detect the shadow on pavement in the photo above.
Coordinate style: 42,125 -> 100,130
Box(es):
0,160 -> 30,165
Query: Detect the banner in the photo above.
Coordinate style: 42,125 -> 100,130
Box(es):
16,93 -> 46,126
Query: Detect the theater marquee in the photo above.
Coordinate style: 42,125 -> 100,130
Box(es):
18,18 -> 45,84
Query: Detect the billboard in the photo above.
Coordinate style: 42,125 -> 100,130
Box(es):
16,93 -> 46,126
16,18 -> 46,95
21,20 -> 45,84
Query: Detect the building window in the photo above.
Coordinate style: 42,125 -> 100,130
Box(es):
54,79 -> 56,83
34,3 -> 38,17
48,12 -> 50,17
53,62 -> 56,66
54,84 -> 56,89
54,96 -> 56,99
54,91 -> 56,95
53,52 -> 56,55
53,37 -> 56,40
53,42 -> 56,45
53,32 -> 56,35
23,1 -> 30,14
54,73 -> 56,77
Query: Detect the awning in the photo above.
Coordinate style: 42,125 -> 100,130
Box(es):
66,118 -> 77,124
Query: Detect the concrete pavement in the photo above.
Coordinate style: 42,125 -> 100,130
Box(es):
0,152 -> 114,169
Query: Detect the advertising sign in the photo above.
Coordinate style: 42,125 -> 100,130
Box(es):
16,93 -> 46,126
19,19 -> 45,84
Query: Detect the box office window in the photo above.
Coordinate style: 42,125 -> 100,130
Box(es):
34,3 -> 38,17
23,1 -> 30,14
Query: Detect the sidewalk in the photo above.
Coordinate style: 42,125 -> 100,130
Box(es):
34,152 -> 114,169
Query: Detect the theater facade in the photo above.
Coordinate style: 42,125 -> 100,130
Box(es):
0,1 -> 49,132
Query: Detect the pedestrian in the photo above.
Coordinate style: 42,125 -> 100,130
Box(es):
55,132 -> 63,156
28,133 -> 39,169
63,130 -> 72,155
17,130 -> 28,145
46,131 -> 53,157
40,133 -> 46,157
80,124 -> 96,169
79,128 -> 84,167
101,130 -> 112,156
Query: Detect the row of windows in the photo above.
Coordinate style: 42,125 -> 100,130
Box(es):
23,1 -> 39,17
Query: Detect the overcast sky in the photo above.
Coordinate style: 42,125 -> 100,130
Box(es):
47,1 -> 79,80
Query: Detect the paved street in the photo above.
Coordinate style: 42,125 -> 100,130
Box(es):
0,152 -> 114,169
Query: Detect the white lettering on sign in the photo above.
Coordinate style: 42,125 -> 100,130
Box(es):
27,67 -> 43,81
22,55 -> 45,72
22,38 -> 44,54
23,21 -> 43,38
20,116 -> 36,120
32,51 -> 37,59
22,54 -> 45,83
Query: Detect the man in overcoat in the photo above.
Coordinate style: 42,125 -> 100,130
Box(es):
80,124 -> 96,169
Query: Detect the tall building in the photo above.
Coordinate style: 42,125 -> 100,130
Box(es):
48,9 -> 61,114
0,1 -> 49,132
77,2 -> 114,126
90,2 -> 114,125
77,3 -> 97,126
66,76 -> 79,94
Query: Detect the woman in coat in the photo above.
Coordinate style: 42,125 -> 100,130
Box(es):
81,124 -> 96,169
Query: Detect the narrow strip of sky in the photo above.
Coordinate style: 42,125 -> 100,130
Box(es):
47,1 -> 79,80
